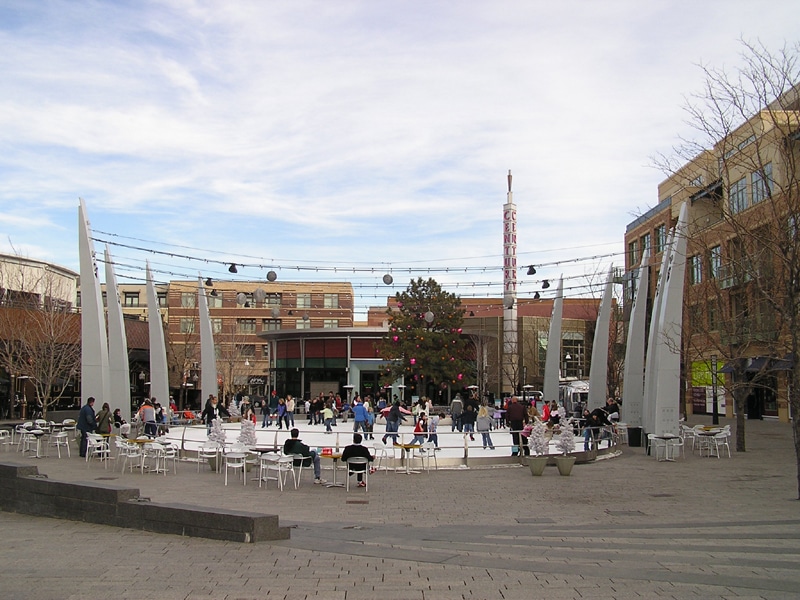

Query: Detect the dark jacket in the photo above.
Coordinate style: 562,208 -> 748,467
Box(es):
506,402 -> 526,423
201,402 -> 230,425
77,403 -> 97,434
340,443 -> 374,471
387,403 -> 405,424
283,438 -> 313,466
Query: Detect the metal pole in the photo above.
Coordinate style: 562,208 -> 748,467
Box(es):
711,355 -> 719,425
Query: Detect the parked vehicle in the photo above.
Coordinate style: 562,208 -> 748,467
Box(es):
559,380 -> 589,416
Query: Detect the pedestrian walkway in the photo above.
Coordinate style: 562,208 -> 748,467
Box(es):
1,416 -> 798,599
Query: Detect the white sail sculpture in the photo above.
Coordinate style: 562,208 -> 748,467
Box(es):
145,262 -> 169,408
588,265 -> 615,410
643,228 -> 675,435
542,277 -> 564,402
78,200 -> 110,405
104,246 -> 132,423
197,277 -> 218,404
621,247 -> 650,427
651,202 -> 689,436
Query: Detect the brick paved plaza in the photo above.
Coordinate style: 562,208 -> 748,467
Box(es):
1,416 -> 799,600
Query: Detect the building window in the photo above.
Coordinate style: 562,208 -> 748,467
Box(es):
296,293 -> 311,309
640,233 -> 651,254
729,177 -> 747,214
157,292 -> 167,308
709,245 -> 721,279
296,319 -> 311,329
628,240 -> 639,265
207,293 -> 223,308
123,292 -> 139,307
181,292 -> 196,308
262,318 -> 281,331
264,293 -> 281,308
180,318 -> 195,334
751,162 -> 773,204
707,301 -> 719,331
237,344 -> 256,357
689,304 -> 704,330
654,224 -> 666,254
262,345 -> 270,360
323,319 -> 339,328
211,318 -> 222,334
238,318 -> 257,334
323,294 -> 339,309
689,255 -> 702,285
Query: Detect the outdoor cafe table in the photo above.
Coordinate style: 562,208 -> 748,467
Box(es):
653,434 -> 680,461
394,443 -> 422,474
321,453 -> 344,487
696,428 -> 723,457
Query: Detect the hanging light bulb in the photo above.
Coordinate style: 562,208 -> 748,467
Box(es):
210,289 -> 218,297
228,263 -> 238,273
204,277 -> 213,287
527,265 -> 536,276
424,311 -> 434,323
533,291 -> 540,300
266,270 -> 277,282
383,274 -> 393,285
542,280 -> 550,289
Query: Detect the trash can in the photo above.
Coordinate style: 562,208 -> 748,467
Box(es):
628,426 -> 643,447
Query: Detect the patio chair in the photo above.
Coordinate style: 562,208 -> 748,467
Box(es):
345,456 -> 370,492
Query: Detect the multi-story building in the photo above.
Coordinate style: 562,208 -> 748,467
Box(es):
624,85 -> 799,423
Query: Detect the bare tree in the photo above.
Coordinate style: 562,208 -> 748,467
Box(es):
655,40 -> 800,495
0,257 -> 80,418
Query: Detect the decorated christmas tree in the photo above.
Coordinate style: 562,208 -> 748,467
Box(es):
238,418 -> 257,447
208,417 -> 227,445
529,420 -> 550,456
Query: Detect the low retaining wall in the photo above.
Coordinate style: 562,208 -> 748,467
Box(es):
0,462 -> 290,543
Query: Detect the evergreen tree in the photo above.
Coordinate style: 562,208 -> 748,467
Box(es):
208,417 -> 227,444
238,419 -> 257,446
378,278 -> 471,396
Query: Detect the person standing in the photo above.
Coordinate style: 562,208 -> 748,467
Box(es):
382,400 -> 405,445
76,396 -> 97,458
450,394 -> 464,432
351,397 -> 368,434
476,404 -> 495,450
201,395 -> 229,433
506,396 -> 528,456
410,413 -> 428,446
322,402 -> 334,433
428,412 -> 443,450
461,404 -> 477,441
95,402 -> 112,435
276,397 -> 287,430
285,394 -> 296,427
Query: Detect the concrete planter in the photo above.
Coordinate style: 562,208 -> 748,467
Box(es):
555,455 -> 576,476
528,456 -> 548,476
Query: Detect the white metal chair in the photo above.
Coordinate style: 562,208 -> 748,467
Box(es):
143,442 -> 168,474
197,442 -> 220,473
370,440 -> 393,473
345,457 -> 370,491
61,419 -> 77,440
261,455 -> 296,491
86,434 -> 111,468
420,441 -> 438,471
647,434 -> 668,461
159,441 -> 179,474
667,434 -> 685,459
614,423 -> 629,445
50,431 -> 71,458
15,422 -> 33,450
0,430 -> 12,451
712,431 -> 732,458
119,440 -> 144,473
224,452 -> 247,486
291,453 -> 311,488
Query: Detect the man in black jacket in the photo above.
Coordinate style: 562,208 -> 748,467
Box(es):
341,433 -> 374,487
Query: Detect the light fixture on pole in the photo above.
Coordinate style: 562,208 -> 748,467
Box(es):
228,263 -> 238,273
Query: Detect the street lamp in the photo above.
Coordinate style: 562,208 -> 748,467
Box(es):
711,355 -> 719,425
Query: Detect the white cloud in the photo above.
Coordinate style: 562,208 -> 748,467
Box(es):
1,0 -> 798,312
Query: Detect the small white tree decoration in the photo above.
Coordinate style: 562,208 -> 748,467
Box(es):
208,417 -> 227,445
529,420 -> 550,456
227,398 -> 241,419
238,418 -> 257,447
554,407 -> 576,455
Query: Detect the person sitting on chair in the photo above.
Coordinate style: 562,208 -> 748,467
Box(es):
340,433 -> 374,487
283,428 -> 326,484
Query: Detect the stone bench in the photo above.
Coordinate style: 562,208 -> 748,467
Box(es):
0,462 -> 289,543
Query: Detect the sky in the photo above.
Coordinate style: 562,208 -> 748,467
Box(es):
1,0 -> 798,318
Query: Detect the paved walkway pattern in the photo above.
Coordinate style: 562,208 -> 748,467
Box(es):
2,417 -> 799,599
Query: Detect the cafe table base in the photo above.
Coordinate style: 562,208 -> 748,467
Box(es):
323,454 -> 344,487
